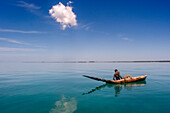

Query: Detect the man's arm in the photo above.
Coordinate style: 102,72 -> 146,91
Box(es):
118,72 -> 123,79
113,74 -> 115,80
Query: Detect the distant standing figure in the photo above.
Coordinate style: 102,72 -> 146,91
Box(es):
113,69 -> 122,80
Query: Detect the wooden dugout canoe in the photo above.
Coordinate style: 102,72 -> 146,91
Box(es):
82,75 -> 147,84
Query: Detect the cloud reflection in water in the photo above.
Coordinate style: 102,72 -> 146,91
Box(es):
50,95 -> 77,113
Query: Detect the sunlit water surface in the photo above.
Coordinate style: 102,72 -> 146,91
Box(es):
0,63 -> 170,113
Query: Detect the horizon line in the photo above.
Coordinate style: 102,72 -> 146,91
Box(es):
22,60 -> 170,63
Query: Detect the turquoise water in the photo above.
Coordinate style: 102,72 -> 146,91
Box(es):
0,63 -> 170,113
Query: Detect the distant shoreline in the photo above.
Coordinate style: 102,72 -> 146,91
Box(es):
23,60 -> 170,63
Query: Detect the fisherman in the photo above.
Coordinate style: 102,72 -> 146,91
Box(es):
113,69 -> 123,80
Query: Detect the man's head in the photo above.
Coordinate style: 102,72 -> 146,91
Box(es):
115,69 -> 118,72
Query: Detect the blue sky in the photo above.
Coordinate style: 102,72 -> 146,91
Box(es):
0,0 -> 170,62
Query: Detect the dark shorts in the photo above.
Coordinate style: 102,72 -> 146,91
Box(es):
116,77 -> 120,80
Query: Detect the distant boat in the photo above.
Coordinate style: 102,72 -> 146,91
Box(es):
83,75 -> 147,84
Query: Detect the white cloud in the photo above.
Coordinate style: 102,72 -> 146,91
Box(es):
77,23 -> 93,30
17,1 -> 40,9
49,1 -> 77,30
117,34 -> 133,41
121,37 -> 133,41
0,47 -> 44,52
117,34 -> 124,37
122,37 -> 129,40
16,1 -> 49,17
0,28 -> 44,34
0,37 -> 28,45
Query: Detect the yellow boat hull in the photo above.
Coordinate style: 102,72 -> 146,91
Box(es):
83,75 -> 147,84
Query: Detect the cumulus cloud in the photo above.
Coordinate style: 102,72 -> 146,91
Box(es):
49,1 -> 77,30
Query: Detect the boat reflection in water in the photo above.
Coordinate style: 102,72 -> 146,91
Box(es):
82,81 -> 146,97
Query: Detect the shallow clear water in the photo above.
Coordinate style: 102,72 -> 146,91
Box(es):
0,63 -> 170,113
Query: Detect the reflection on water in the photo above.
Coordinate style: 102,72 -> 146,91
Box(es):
49,95 -> 77,113
83,81 -> 146,97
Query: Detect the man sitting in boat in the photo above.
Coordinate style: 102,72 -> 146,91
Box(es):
113,69 -> 123,80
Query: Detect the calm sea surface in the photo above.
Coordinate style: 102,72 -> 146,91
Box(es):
0,63 -> 170,113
